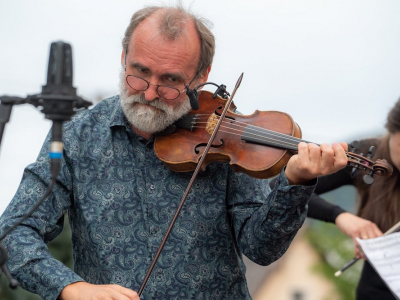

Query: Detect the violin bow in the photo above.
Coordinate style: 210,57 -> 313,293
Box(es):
137,73 -> 244,296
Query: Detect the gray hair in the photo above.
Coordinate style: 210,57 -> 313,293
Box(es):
122,5 -> 215,75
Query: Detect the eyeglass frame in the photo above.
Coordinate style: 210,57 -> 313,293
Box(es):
123,49 -> 199,100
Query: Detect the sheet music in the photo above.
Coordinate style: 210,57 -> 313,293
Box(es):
357,232 -> 400,299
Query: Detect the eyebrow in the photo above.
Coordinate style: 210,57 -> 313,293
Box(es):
129,61 -> 186,83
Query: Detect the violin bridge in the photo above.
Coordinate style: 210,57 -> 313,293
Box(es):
206,113 -> 219,135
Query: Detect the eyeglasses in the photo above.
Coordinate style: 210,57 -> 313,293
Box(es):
125,75 -> 188,100
123,48 -> 199,100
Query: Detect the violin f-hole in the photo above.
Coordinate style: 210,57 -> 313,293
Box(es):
195,139 -> 224,154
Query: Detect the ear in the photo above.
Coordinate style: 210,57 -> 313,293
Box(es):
121,50 -> 125,66
121,49 -> 127,72
196,65 -> 211,89
201,65 -> 211,83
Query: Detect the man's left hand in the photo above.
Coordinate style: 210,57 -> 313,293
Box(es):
285,142 -> 348,185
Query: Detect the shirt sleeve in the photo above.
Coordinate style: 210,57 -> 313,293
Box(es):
227,168 -> 316,266
270,168 -> 353,224
0,131 -> 84,300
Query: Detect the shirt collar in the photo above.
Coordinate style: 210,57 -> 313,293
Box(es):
108,95 -> 129,129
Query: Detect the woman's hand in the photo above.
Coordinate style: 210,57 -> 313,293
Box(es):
335,212 -> 383,259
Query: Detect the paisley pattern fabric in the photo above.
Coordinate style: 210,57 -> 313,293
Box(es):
0,95 -> 315,300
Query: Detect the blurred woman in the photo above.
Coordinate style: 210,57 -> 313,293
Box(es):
309,98 -> 400,299
271,98 -> 400,299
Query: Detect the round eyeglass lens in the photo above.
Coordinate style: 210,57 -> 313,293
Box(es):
157,86 -> 180,100
127,76 -> 148,91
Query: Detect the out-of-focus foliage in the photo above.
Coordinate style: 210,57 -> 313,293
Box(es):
305,184 -> 362,300
0,215 -> 73,300
306,222 -> 362,300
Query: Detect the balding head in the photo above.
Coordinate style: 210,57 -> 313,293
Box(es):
122,5 -> 215,75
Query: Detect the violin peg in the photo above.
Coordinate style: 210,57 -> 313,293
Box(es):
363,172 -> 375,185
351,152 -> 363,178
349,140 -> 361,152
351,167 -> 358,178
367,146 -> 376,159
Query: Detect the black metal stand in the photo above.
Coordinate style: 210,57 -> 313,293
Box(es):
0,96 -> 27,149
0,244 -> 19,289
0,41 -> 92,292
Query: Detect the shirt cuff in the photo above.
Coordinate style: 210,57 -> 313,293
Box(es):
273,168 -> 317,206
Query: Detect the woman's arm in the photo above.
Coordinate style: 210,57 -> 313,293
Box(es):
269,167 -> 383,258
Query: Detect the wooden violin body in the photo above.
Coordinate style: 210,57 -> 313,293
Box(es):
155,91 -> 302,179
155,90 -> 393,180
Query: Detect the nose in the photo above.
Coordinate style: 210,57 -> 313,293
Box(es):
143,83 -> 159,102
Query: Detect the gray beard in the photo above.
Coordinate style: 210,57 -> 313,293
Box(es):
119,69 -> 191,134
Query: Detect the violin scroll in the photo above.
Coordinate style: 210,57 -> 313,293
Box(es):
346,140 -> 393,185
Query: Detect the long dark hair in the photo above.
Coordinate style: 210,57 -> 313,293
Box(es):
356,99 -> 400,231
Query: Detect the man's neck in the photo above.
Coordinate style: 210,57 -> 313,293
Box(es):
131,125 -> 152,140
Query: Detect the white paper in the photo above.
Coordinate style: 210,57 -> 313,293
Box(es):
357,232 -> 400,299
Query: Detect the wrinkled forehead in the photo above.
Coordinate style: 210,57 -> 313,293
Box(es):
131,9 -> 200,48
126,12 -> 201,75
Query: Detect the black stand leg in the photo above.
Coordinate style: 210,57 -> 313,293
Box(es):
0,244 -> 19,290
0,102 -> 14,148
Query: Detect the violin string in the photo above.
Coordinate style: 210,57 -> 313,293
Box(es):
188,115 -> 306,149
191,123 -> 301,150
223,120 -> 357,160
190,114 -> 308,146
188,114 -> 358,162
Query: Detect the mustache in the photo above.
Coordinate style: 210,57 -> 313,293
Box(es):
121,85 -> 168,112
131,94 -> 162,107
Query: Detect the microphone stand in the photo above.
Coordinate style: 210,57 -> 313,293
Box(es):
0,96 -> 27,149
0,41 -> 92,291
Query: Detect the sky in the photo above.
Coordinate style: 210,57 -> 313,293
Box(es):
1,0 -> 400,214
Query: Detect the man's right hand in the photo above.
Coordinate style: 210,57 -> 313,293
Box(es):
58,282 -> 140,300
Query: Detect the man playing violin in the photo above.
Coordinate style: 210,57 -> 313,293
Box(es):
0,4 -> 348,300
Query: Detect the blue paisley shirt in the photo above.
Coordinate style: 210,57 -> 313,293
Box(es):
0,95 -> 316,300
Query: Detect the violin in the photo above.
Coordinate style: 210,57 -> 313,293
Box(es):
154,90 -> 393,182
